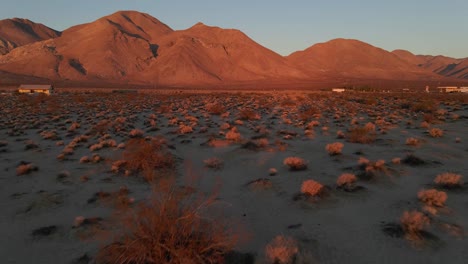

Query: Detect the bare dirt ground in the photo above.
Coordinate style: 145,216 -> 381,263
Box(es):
0,91 -> 467,263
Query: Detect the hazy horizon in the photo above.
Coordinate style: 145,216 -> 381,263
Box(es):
1,0 -> 467,58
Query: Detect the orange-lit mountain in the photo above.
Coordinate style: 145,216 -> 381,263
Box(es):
287,39 -> 440,80
0,11 -> 306,85
0,18 -> 60,55
0,11 -> 464,87
392,49 -> 468,79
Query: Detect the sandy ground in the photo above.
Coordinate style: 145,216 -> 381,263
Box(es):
0,91 -> 467,264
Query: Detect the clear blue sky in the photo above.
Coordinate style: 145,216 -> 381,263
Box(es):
1,0 -> 467,58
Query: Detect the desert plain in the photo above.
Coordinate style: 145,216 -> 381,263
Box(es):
0,90 -> 467,264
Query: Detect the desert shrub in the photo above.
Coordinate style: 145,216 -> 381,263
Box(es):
269,168 -> 278,176
225,127 -> 241,141
206,103 -> 225,115
412,101 -> 437,113
363,122 -> 376,132
325,142 -> 344,155
128,129 -> 144,138
347,126 -> 375,144
204,157 -> 224,170
220,123 -> 231,130
16,163 -> 38,176
238,109 -> 260,121
428,128 -> 443,138
122,138 -> 174,181
283,157 -> 307,171
358,157 -> 370,166
418,189 -> 447,207
336,173 -> 357,188
434,173 -> 463,188
178,124 -> 193,134
419,121 -> 430,129
254,138 -> 269,148
400,210 -> 430,240
111,160 -> 128,173
336,130 -> 345,139
80,156 -> 90,163
96,180 -> 238,264
405,137 -> 420,146
264,236 -> 298,264
301,180 -> 324,196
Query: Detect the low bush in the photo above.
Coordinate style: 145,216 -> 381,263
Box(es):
434,173 -> 463,188
96,180 -> 238,264
325,142 -> 344,155
418,189 -> 447,207
301,180 -> 324,196
264,236 -> 298,264
283,157 -> 307,171
400,210 -> 430,240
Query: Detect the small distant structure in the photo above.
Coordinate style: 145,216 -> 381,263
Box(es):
402,88 -> 411,93
425,86 -> 430,93
331,88 -> 346,93
18,84 -> 54,95
460,87 -> 468,93
436,86 -> 459,93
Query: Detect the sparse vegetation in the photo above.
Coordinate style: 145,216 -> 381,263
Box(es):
121,138 -> 175,181
301,179 -> 324,196
400,210 -> 430,240
418,189 -> 447,207
326,142 -> 344,155
264,236 -> 298,264
96,180 -> 238,264
434,173 -> 463,188
283,157 -> 307,171
337,173 -> 357,189
428,128 -> 444,138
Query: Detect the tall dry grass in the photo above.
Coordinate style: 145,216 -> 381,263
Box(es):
97,179 -> 239,264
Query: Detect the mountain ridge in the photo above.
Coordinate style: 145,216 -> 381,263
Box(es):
0,10 -> 466,87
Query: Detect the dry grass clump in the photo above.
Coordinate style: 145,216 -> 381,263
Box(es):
283,157 -> 307,171
128,129 -> 144,138
434,173 -> 463,188
301,180 -> 324,196
418,189 -> 447,207
336,173 -> 357,189
204,157 -> 224,170
96,181 -> 238,264
325,142 -> 344,155
428,128 -> 443,138
347,126 -> 376,144
205,103 -> 225,115
400,210 -> 430,240
225,127 -> 241,141
122,138 -> 175,181
405,137 -> 420,146
269,168 -> 278,176
238,109 -> 260,121
178,124 -> 194,134
16,163 -> 38,175
264,236 -> 298,264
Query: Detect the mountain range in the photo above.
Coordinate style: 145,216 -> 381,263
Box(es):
0,10 -> 466,88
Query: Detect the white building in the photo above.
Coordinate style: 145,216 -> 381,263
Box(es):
18,84 -> 54,95
332,88 -> 346,93
436,86 -> 459,93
